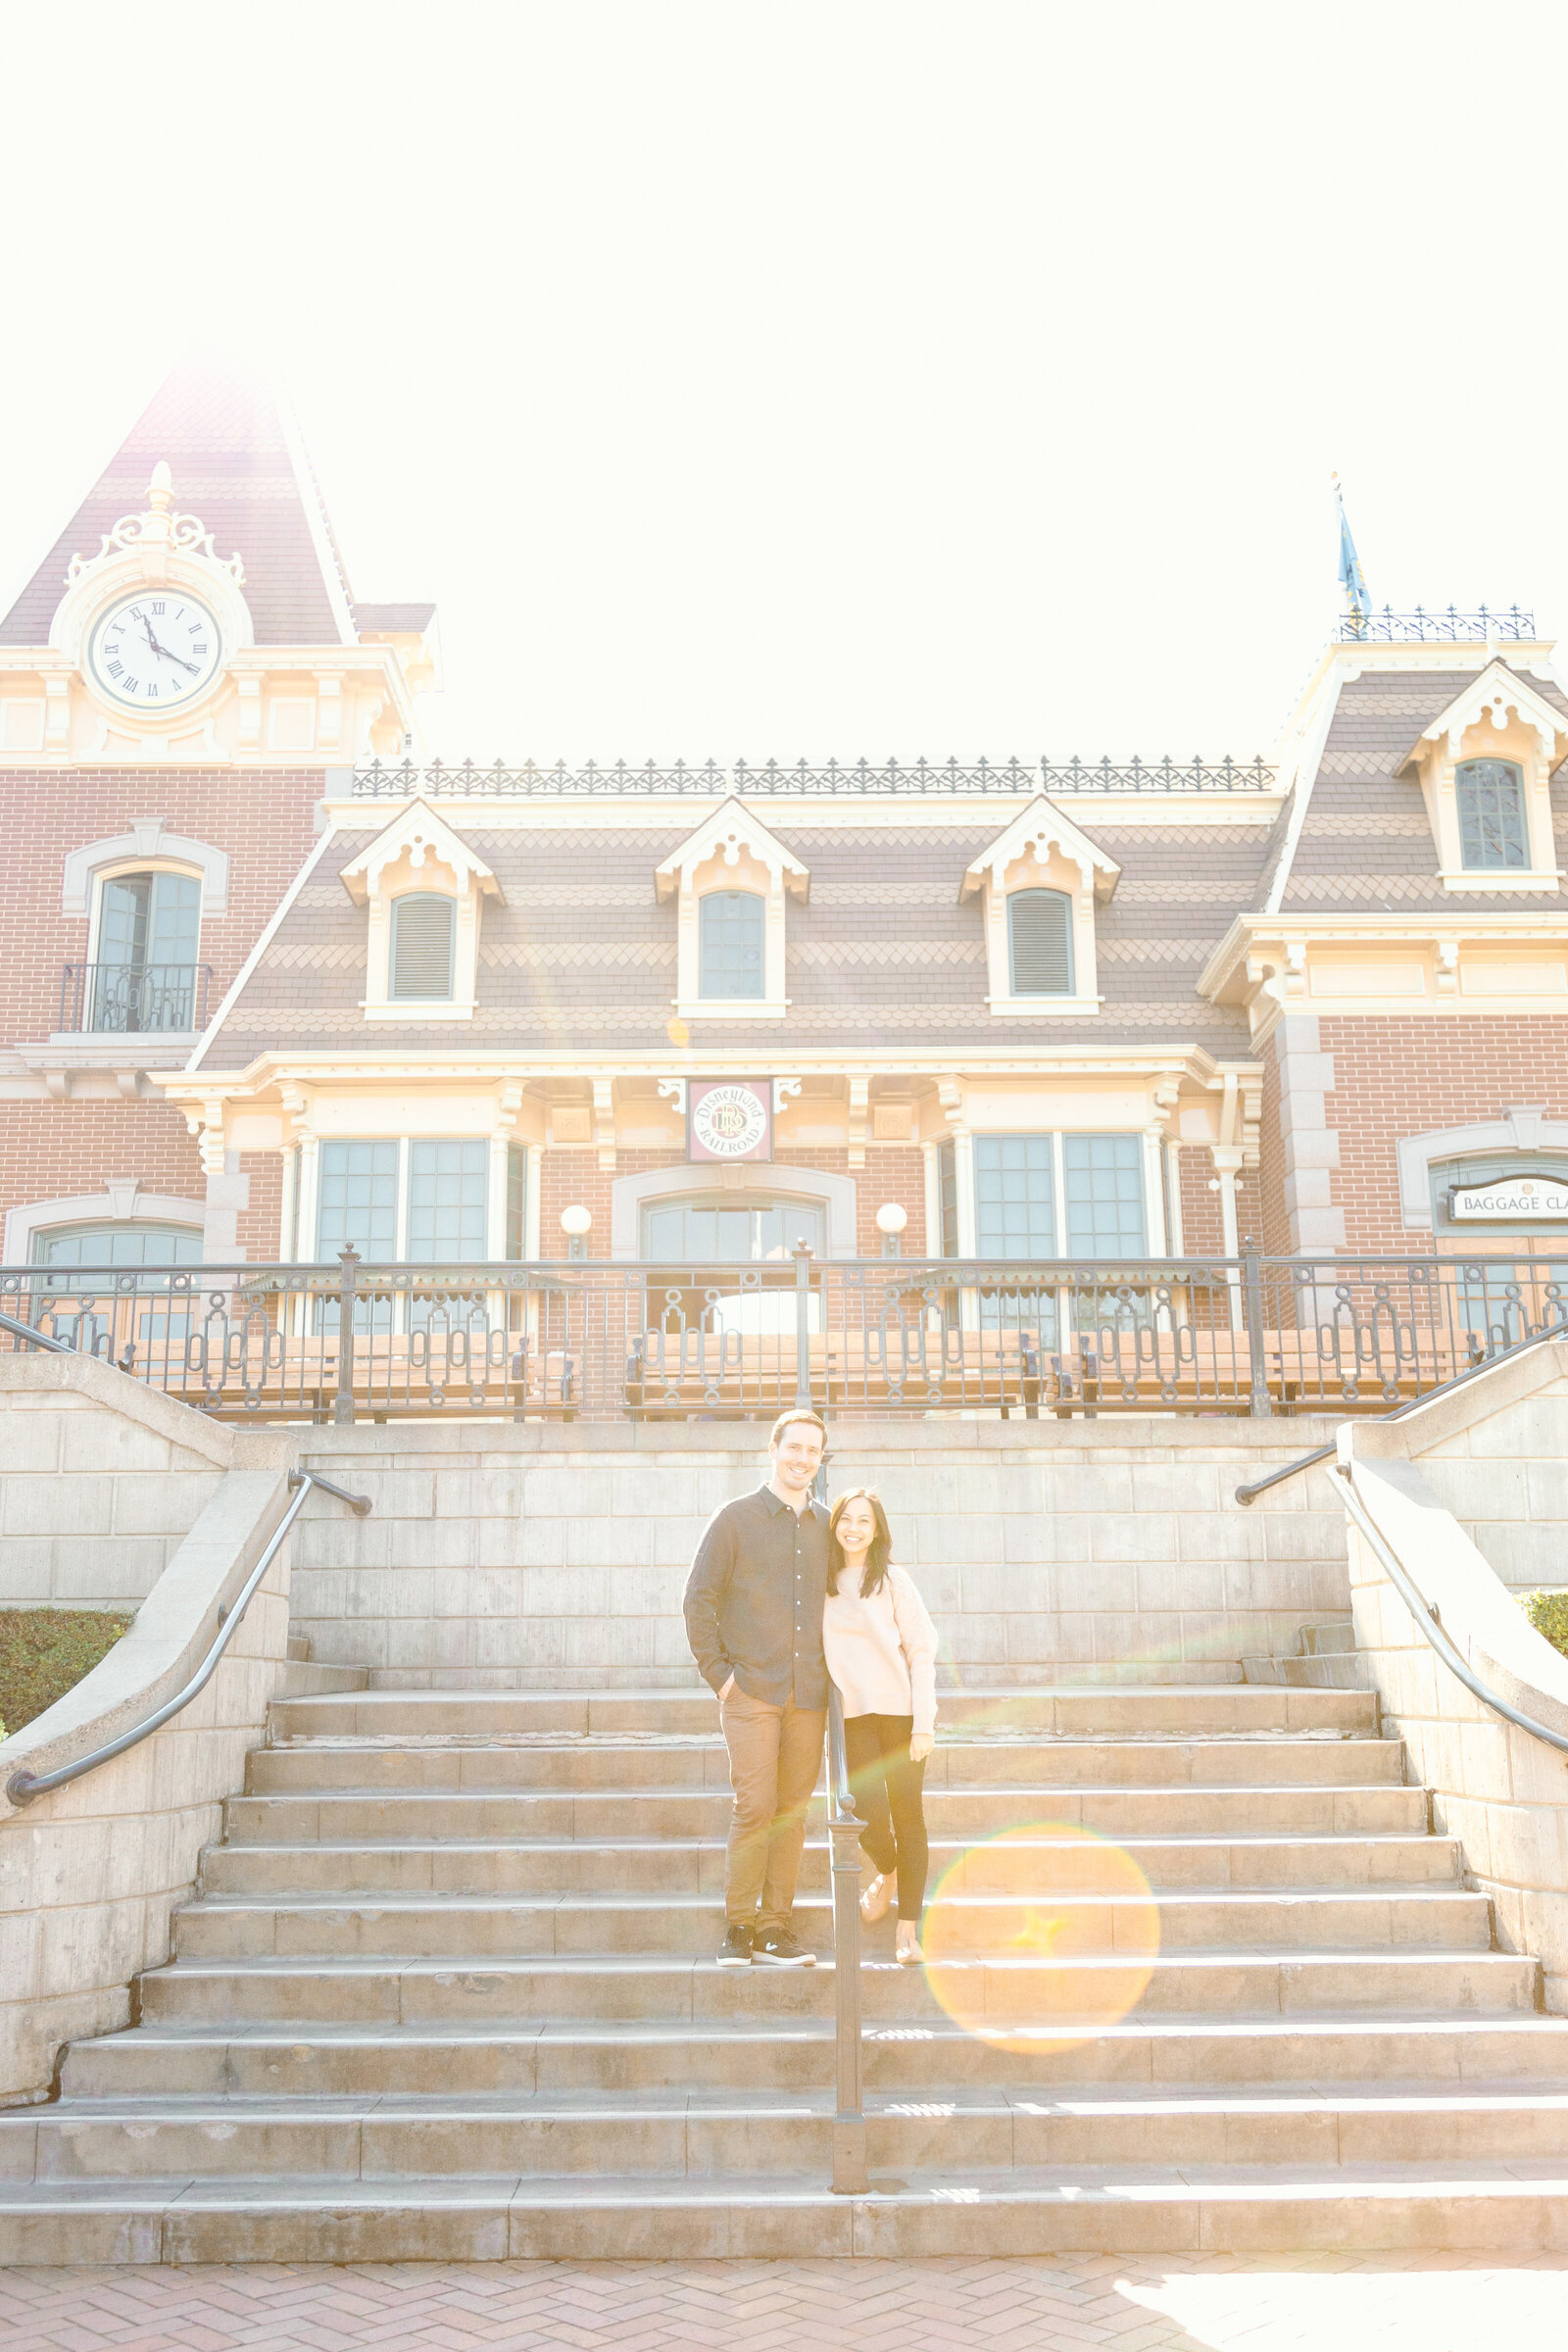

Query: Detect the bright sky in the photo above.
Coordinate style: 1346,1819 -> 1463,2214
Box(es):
3,3 -> 1566,765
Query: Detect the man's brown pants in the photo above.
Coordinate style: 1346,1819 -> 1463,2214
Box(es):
718,1684 -> 827,1934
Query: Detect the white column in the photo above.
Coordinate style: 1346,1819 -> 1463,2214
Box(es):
921,1140 -> 941,1259
1142,1126 -> 1168,1254
1211,1144 -> 1244,1330
954,1128 -> 977,1257
524,1144 -> 542,1260
487,1135 -> 510,1260
1164,1143 -> 1185,1255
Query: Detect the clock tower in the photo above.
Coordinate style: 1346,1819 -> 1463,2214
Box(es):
0,352 -> 438,1265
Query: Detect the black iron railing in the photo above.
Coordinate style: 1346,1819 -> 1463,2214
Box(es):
1338,605 -> 1536,644
4,1245 -> 1567,1424
59,961 -> 212,1035
347,753 -> 1278,800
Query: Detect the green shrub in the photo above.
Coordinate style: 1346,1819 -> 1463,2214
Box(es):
0,1610 -> 133,1739
1519,1590 -> 1568,1661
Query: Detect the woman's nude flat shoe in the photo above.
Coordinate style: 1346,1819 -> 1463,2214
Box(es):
859,1873 -> 896,1926
895,1930 -> 923,1966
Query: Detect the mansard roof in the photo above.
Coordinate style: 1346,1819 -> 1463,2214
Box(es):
1268,658 -> 1568,916
194,807 -> 1276,1069
1,354 -> 358,649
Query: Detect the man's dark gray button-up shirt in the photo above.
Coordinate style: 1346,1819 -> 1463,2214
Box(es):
682,1484 -> 830,1709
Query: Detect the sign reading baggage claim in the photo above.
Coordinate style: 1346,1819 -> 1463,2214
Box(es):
687,1079 -> 773,1163
1449,1175 -> 1568,1220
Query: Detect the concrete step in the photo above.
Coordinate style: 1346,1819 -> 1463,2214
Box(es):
222,1782 -> 1433,1844
200,1830 -> 1463,1899
286,1636 -> 313,1662
12,2083 -> 1568,2185
244,1737 -> 1403,1796
172,1886 -> 1494,1963
64,2014 -> 1568,2101
134,1948 -> 1543,2029
6,2163 -> 1568,2263
268,1686 -> 1378,1741
278,1662 -> 371,1700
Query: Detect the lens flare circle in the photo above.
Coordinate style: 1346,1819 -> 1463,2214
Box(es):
921,1821 -> 1160,2056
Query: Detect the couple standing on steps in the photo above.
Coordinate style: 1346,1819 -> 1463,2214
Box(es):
682,1407 -> 938,1970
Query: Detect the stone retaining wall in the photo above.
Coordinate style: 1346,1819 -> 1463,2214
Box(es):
294,1416 -> 1351,1689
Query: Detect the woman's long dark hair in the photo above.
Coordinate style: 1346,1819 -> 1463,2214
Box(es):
827,1486 -> 894,1596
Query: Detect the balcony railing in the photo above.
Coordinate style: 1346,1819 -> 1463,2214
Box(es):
59,962 -> 212,1036
347,753 -> 1278,800
1338,605 -> 1537,644
3,1247 -> 1564,1424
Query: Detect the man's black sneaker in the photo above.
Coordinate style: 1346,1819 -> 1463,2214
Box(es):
753,1928 -> 815,1967
716,1923 -> 755,1967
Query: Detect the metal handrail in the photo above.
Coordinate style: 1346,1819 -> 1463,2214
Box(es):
1335,1462 -> 1568,1760
0,1311 -> 71,1352
825,1683 -> 868,2195
1234,1315 -> 1568,1506
3,1470 -> 371,1809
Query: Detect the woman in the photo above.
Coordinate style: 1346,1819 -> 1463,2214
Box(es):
822,1487 -> 938,1965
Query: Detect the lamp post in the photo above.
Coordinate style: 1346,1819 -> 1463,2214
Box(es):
560,1204 -> 592,1261
875,1201 -> 907,1258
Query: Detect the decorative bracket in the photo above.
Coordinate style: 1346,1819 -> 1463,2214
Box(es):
67,463 -> 246,592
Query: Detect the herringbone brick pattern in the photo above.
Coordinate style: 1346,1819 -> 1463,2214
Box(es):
2,2255 -> 1565,2352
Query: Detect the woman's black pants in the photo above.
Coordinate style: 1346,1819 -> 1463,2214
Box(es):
842,1711 -> 929,1921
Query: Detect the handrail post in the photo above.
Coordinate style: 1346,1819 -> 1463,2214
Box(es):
1241,1236 -> 1272,1418
793,1240 -> 814,1409
826,1685 -> 868,2194
333,1247 -> 360,1427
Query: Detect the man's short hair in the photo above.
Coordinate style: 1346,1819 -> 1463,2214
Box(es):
769,1407 -> 826,1449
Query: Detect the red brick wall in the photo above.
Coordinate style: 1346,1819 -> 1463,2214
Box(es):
0,1102 -> 204,1256
2,765 -> 322,1248
1174,1147 -> 1263,1261
1319,1016 -> 1568,1252
0,766 -> 323,1043
236,1151 -> 284,1260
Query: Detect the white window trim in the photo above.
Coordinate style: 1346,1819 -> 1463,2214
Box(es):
609,1161 -> 858,1258
340,799 -> 502,1024
1395,1106 -> 1568,1229
655,798 -> 808,1021
3,1188 -> 205,1264
85,857 -> 207,966
961,798 -> 1117,1017
62,821 -> 228,918
1401,662 -> 1565,894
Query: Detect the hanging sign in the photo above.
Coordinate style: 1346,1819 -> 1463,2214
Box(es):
688,1078 -> 773,1164
1448,1174 -> 1568,1221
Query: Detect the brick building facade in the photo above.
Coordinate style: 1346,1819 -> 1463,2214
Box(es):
3,360 -> 1566,1290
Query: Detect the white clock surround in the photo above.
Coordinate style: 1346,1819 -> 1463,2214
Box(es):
86,588 -> 224,712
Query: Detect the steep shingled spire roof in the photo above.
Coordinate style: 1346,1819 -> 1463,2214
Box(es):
0,352 -> 356,648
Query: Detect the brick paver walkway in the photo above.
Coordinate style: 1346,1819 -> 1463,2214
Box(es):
2,2256 -> 1565,2352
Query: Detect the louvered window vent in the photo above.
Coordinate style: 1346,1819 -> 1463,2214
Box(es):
390,893 -> 456,999
1007,889 -> 1073,995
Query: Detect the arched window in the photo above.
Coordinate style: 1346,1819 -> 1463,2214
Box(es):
390,894 -> 456,1000
699,891 -> 764,998
1457,760 -> 1528,872
88,868 -> 203,1031
30,1222 -> 203,1269
1007,888 -> 1073,995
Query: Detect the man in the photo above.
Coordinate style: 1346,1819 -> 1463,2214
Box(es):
683,1407 -> 830,1967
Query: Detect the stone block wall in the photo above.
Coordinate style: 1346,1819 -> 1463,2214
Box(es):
0,1358 -> 230,1612
293,1415 -> 1351,1690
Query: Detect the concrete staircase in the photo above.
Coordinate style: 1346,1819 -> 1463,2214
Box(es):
1244,1621 -> 1364,1690
4,1680 -> 1568,2259
278,1632 -> 369,1703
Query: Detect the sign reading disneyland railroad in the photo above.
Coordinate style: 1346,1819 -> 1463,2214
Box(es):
687,1081 -> 773,1164
1448,1177 -> 1568,1221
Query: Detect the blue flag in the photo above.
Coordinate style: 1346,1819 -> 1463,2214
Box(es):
1333,473 -> 1370,624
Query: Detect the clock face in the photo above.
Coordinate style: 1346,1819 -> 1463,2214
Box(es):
87,591 -> 222,710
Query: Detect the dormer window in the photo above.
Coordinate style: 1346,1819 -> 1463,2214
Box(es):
700,891 -> 764,999
1400,663 -> 1565,893
655,800 -> 808,1020
390,892 -> 456,1000
1457,760 -> 1528,872
1007,888 -> 1073,995
961,796 -> 1118,1016
339,798 -> 503,1023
